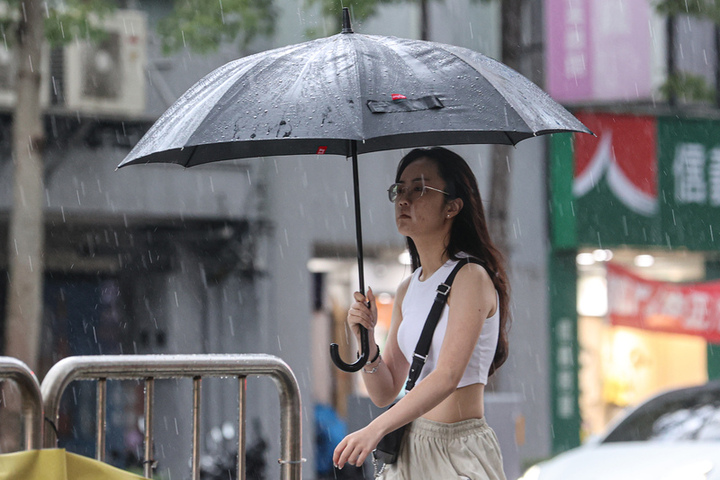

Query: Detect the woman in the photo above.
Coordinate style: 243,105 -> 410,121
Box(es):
333,147 -> 510,479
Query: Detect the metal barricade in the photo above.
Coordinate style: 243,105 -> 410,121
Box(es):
41,354 -> 302,480
0,356 -> 43,450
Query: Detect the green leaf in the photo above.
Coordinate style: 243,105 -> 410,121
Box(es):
653,0 -> 720,24
660,71 -> 716,104
0,0 -> 117,47
157,0 -> 277,55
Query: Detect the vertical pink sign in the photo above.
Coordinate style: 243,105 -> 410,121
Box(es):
546,0 -> 593,101
546,0 -> 653,102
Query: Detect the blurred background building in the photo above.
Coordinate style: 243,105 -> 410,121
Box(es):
1,1 -> 717,479
545,0 -> 720,457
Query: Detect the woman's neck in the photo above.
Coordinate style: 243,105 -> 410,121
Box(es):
415,234 -> 451,281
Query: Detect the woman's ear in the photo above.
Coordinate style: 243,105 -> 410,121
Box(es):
446,198 -> 464,218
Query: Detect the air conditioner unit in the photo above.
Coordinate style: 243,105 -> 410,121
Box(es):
0,44 -> 51,110
64,9 -> 147,116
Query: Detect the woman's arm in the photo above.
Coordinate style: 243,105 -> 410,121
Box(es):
349,279 -> 411,407
334,263 -> 496,468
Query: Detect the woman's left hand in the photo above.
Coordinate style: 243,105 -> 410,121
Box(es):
333,424 -> 383,469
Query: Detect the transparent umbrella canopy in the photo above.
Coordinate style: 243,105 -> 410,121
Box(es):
118,8 -> 591,371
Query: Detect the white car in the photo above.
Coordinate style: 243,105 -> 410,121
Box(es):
520,381 -> 720,480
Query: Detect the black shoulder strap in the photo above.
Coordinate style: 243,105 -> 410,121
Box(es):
404,257 -> 484,391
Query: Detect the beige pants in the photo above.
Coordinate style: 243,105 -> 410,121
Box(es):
377,417 -> 507,480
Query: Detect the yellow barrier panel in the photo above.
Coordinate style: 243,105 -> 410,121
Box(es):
0,449 -> 147,480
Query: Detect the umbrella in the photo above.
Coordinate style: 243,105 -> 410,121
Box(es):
118,8 -> 591,371
0,448 -> 146,480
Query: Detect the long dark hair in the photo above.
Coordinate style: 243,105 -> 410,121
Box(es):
395,147 -> 510,377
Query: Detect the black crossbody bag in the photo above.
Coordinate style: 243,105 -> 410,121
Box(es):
373,258 -> 481,465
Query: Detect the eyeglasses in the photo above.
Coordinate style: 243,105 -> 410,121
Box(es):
387,177 -> 450,203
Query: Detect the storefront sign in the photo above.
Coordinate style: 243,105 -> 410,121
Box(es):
607,262 -> 720,342
572,113 -> 662,246
550,113 -> 720,250
546,0 -> 592,101
545,0 -> 653,102
658,118 -> 720,249
554,317 -> 578,419
549,252 -> 581,454
574,114 -> 657,215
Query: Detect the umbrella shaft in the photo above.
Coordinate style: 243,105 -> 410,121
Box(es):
327,140 -> 370,373
350,141 -> 365,294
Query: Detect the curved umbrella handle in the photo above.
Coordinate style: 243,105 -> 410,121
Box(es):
330,326 -> 369,372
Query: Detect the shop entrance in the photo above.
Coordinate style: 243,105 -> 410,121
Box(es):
576,248 -> 712,437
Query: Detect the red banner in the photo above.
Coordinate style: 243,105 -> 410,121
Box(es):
573,113 -> 658,216
607,263 -> 720,343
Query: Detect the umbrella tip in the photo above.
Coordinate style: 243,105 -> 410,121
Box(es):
341,7 -> 353,33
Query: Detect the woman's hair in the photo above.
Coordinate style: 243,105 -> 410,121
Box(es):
395,146 -> 510,377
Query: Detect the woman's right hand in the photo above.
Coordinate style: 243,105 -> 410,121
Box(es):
347,287 -> 377,340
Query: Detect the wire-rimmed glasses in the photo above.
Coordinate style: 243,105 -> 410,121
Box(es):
387,176 -> 449,203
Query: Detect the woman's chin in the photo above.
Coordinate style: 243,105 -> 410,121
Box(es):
396,223 -> 412,237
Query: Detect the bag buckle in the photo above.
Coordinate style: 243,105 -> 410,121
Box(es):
437,283 -> 451,296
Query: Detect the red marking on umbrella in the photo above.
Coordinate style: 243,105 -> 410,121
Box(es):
391,94 -> 407,100
316,146 -> 328,155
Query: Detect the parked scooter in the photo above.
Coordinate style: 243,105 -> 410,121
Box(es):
199,418 -> 267,480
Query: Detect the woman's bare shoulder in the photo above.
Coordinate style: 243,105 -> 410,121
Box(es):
452,262 -> 497,315
457,261 -> 494,288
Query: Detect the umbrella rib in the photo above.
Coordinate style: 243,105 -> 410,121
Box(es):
433,43 -> 535,135
253,43 -> 319,100
238,36 -> 363,155
181,42 -> 320,163
183,145 -> 199,167
348,35 -> 367,147
442,43 -> 588,135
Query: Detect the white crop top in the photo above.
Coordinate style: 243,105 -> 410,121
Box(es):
397,256 -> 500,388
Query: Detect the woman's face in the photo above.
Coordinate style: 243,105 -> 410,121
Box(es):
393,157 -> 453,239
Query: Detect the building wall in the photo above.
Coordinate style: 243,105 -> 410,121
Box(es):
505,138 -> 551,466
